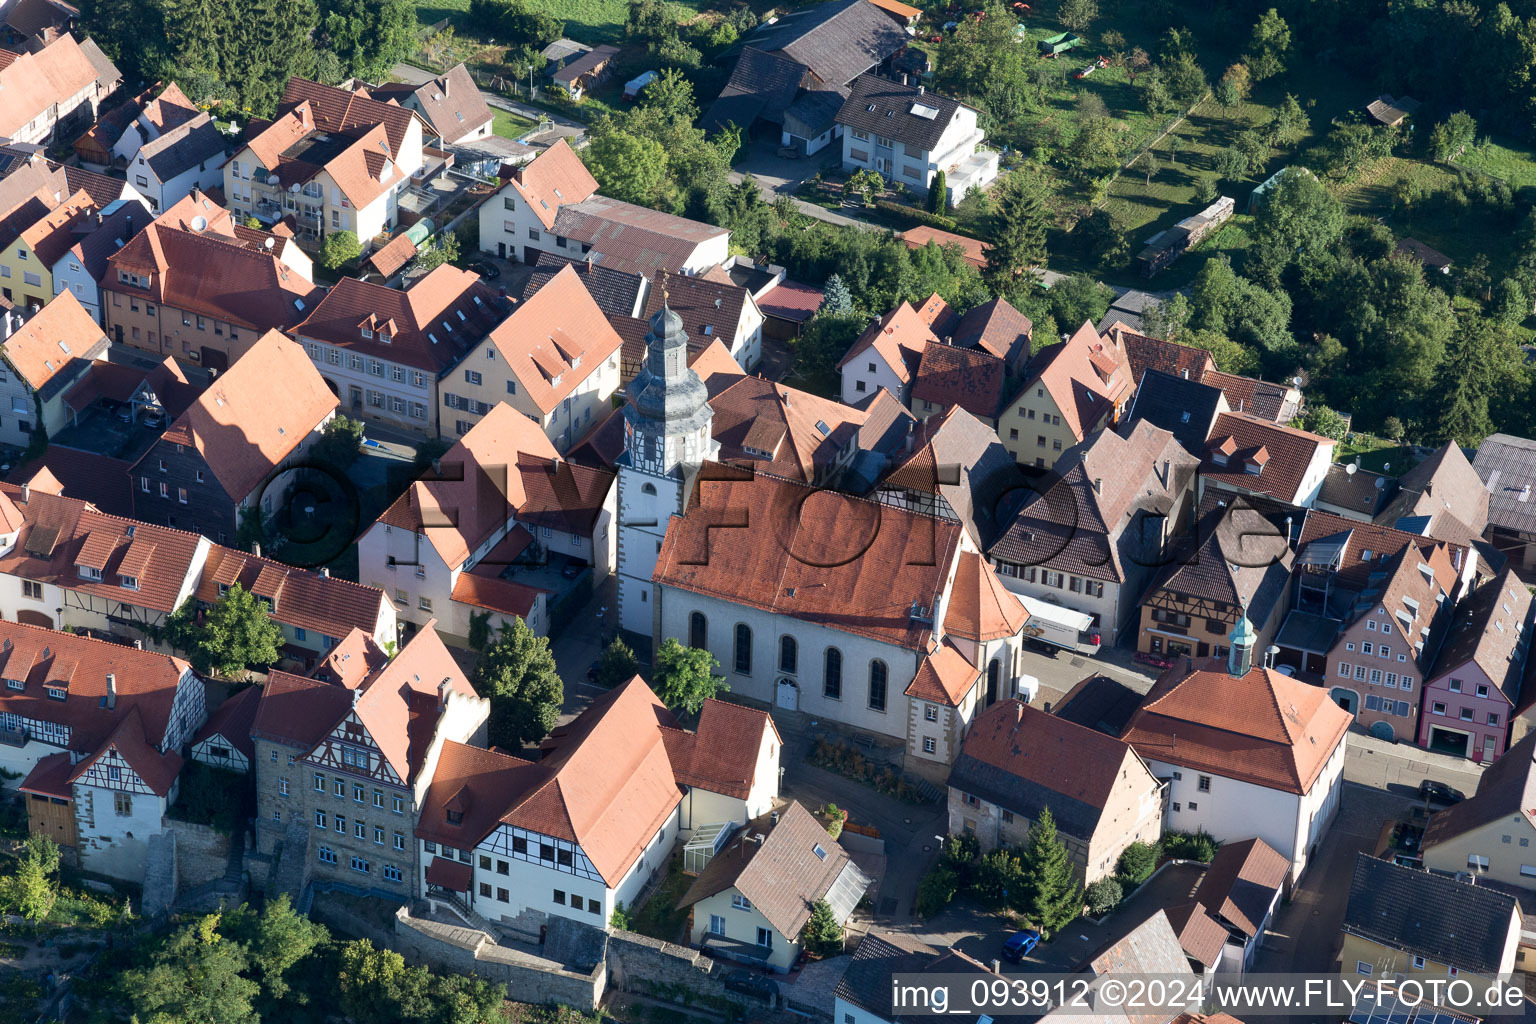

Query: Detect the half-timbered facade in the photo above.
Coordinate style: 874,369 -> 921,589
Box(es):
250,624 -> 488,899
415,680 -> 779,940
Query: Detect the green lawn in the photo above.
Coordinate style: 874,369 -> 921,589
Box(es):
625,854 -> 692,942
1456,138 -> 1536,191
414,0 -> 711,45
492,107 -> 537,139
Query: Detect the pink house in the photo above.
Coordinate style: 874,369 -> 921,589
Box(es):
1418,568 -> 1532,763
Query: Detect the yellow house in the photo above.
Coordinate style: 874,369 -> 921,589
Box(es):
0,189 -> 95,310
1421,731 -> 1536,889
442,264 -> 621,452
994,320 -> 1131,468
1340,854 -> 1521,991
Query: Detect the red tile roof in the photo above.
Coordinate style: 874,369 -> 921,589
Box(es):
1202,411 -> 1332,504
912,342 -> 1008,420
905,639 -> 980,705
353,625 -> 477,785
485,264 -> 623,414
901,225 -> 988,267
0,33 -> 115,140
0,618 -> 194,754
191,684 -> 261,762
278,77 -> 422,163
194,545 -> 389,642
1193,836 -> 1288,937
943,551 -> 1027,642
1112,326 -> 1214,388
67,705 -> 183,796
503,139 -> 598,231
1011,320 -> 1132,442
1122,659 -> 1353,794
836,300 -> 935,382
661,697 -> 778,800
150,330 -> 337,501
653,465 -> 964,651
366,232 -> 417,278
450,571 -> 547,618
0,290 -> 106,391
709,375 -> 867,484
0,482 -> 206,614
757,279 -> 823,323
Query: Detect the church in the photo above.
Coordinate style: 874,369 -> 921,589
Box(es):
615,301 -> 1036,773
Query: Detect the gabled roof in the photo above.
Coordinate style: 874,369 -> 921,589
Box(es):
1201,412 -> 1332,504
526,251 -> 646,320
1427,568 -> 1529,701
949,699 -> 1151,841
372,64 -> 492,145
12,187 -> 94,268
1121,658 -> 1353,795
0,618 -> 193,755
988,420 -> 1198,582
550,44 -> 618,85
709,375 -> 866,484
0,289 -> 106,393
294,264 -> 506,373
1111,325 -> 1215,388
0,481 -> 206,614
905,638 -> 979,705
144,331 -> 337,501
1193,837 -> 1288,937
1145,497 -> 1292,624
952,296 -> 1031,366
911,342 -> 1008,421
1082,909 -> 1195,1024
661,697 -> 780,801
836,74 -> 967,154
1378,442 -> 1489,538
138,112 -> 226,183
881,405 -> 1027,548
501,138 -> 598,231
54,197 -> 150,281
1474,433 -> 1536,535
901,224 -> 988,266
483,263 -> 623,414
1009,320 -> 1131,442
67,704 -> 183,796
350,625 -> 476,785
1164,902 -> 1228,968
194,544 -> 388,643
1125,368 -> 1227,457
365,229 -> 415,278
654,465 -> 963,652
15,445 -> 134,517
550,196 -> 728,276
1343,854 -> 1518,973
702,45 -> 808,132
1317,462 -> 1395,518
638,270 -> 750,349
191,685 -> 261,763
278,76 -> 422,161
836,300 -> 935,382
1421,729 -> 1536,848
0,33 -> 116,140
1202,369 -> 1299,425
680,800 -> 869,937
739,0 -> 908,87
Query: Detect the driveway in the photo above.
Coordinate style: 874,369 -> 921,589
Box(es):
730,139 -> 869,228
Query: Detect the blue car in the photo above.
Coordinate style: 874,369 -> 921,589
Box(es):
1001,929 -> 1041,961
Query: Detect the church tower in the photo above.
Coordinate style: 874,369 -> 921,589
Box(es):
615,297 -> 719,635
1227,606 -> 1257,677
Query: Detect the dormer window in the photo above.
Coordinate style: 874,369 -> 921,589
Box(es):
445,809 -> 463,825
79,566 -> 102,581
5,678 -> 22,691
218,583 -> 229,597
1211,452 -> 1228,466
361,327 -> 373,339
45,686 -> 65,700
120,575 -> 139,590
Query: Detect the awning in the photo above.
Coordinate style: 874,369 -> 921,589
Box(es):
424,856 -> 472,892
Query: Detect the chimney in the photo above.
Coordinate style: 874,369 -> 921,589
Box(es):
252,541 -> 262,557
319,567 -> 330,577
438,677 -> 452,711
1093,477 -> 1102,494
442,77 -> 450,97
1161,458 -> 1170,485
1521,485 -> 1531,504
770,810 -> 779,825
106,673 -> 117,710
1424,482 -> 1432,497
990,959 -> 1002,975
19,483 -> 28,505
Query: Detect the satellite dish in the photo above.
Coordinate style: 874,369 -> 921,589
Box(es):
1345,463 -> 1357,476
1384,463 -> 1391,472
289,183 -> 300,194
1375,477 -> 1385,490
264,237 -> 275,250
1292,376 -> 1302,387
190,215 -> 207,232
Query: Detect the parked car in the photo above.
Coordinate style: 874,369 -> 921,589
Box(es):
1418,780 -> 1465,805
142,409 -> 166,429
468,260 -> 501,281
722,970 -> 776,999
1002,929 -> 1041,962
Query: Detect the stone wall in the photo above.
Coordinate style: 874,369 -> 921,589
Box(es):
607,930 -> 769,1011
393,907 -> 606,1010
164,819 -> 230,888
142,831 -> 176,917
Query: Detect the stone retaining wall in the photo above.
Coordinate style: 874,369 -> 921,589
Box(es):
163,819 -> 230,888
393,908 -> 605,1010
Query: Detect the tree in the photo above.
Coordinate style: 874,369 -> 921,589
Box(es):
1430,111 -> 1477,163
1248,168 -> 1343,285
929,169 -> 948,212
1085,877 -> 1122,915
1436,315 -> 1523,445
475,617 -> 563,749
1300,405 -> 1348,440
162,583 -> 284,677
414,436 -> 453,470
221,895 -> 327,1005
1215,63 -> 1251,107
313,415 -> 364,468
638,67 -> 696,123
794,311 -> 866,393
410,230 -> 462,274
470,0 -> 563,47
1018,809 -> 1081,934
916,864 -> 960,917
316,0 -> 416,83
1162,52 -> 1208,106
625,0 -> 671,40
801,899 -> 845,956
609,901 -> 631,930
583,130 -> 667,205
1267,93 -> 1308,146
335,939 -> 411,1024
1492,278 -> 1531,326
1136,149 -> 1159,186
592,637 -> 638,688
973,846 -> 1027,909
652,33 -> 702,70
935,1 -> 1029,122
1115,841 -> 1158,885
651,637 -> 726,715
318,229 -> 361,271
117,914 -> 261,1024
1194,175 -> 1219,204
984,171 -> 1049,294
1138,65 -> 1175,116
1048,274 -> 1114,330
1245,9 -> 1291,80
0,834 -> 60,922
1057,0 -> 1098,32
1141,292 -> 1191,341
820,274 -> 853,314
843,169 -> 885,206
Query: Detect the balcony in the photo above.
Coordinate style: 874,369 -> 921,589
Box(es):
0,725 -> 29,747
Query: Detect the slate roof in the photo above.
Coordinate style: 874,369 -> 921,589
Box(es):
1421,729 -> 1536,847
1121,657 -> 1353,794
1144,498 -> 1292,625
949,700 -> 1150,841
881,405 -> 1028,548
1317,462 -> 1395,518
138,112 -> 226,182
1052,674 -> 1144,737
835,932 -> 1006,1024
1081,910 -> 1195,1024
702,46 -> 808,131
988,421 -> 1198,583
1474,433 -> 1536,535
1125,368 -> 1227,456
680,800 -> 870,938
550,196 -> 727,276
1427,568 -> 1530,702
835,74 -> 966,153
1343,854 -> 1518,973
653,464 -> 963,652
1379,442 -> 1489,539
526,251 -> 647,319
747,0 -> 907,84
1193,837 -> 1288,937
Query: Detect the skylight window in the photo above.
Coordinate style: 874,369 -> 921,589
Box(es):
57,340 -> 70,354
911,102 -> 940,119
813,844 -> 827,860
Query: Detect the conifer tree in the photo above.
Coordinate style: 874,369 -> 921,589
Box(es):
1020,808 -> 1082,934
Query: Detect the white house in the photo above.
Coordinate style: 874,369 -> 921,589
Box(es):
358,402 -> 616,645
188,686 -> 260,773
414,679 -> 779,941
835,75 -> 997,203
49,199 -> 152,322
835,300 -> 934,406
127,113 -> 228,214
1121,616 -> 1353,885
0,291 -> 108,447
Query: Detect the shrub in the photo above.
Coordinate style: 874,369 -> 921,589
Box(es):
873,199 -> 958,232
915,865 -> 958,918
609,901 -> 631,930
1162,829 -> 1220,862
1085,877 -> 1123,916
822,803 -> 847,840
318,230 -> 361,271
801,899 -> 844,956
1116,841 -> 1159,885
